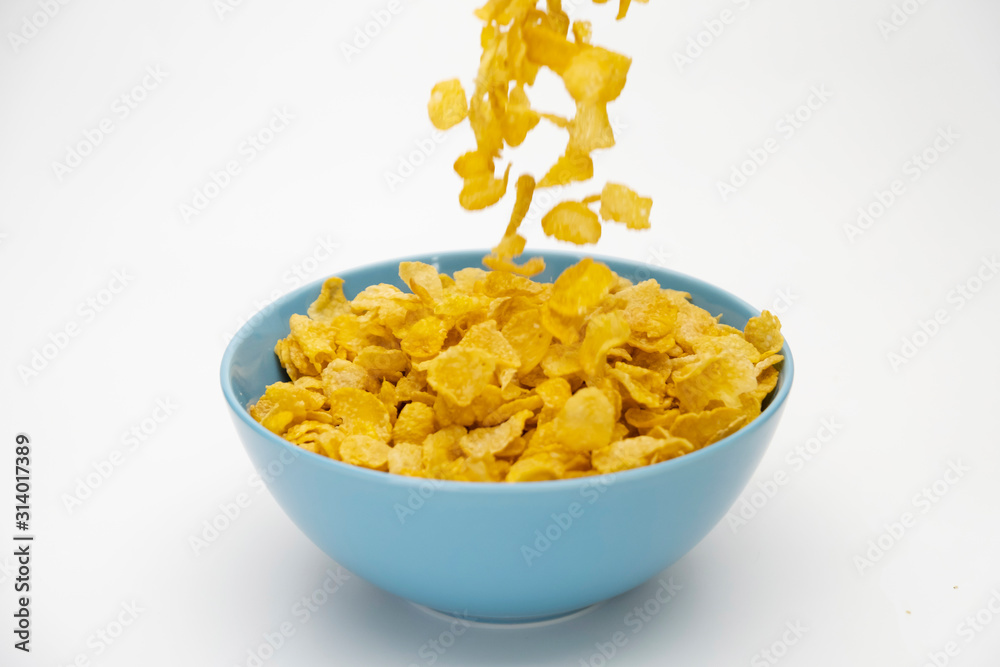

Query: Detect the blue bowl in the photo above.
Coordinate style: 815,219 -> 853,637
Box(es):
221,250 -> 794,622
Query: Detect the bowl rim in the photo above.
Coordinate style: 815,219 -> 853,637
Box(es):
220,249 -> 794,494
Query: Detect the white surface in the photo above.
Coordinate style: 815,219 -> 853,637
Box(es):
2,0 -> 999,665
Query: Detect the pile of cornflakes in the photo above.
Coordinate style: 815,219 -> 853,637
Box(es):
249,2 -> 784,480
427,0 -> 652,275
250,260 -> 783,481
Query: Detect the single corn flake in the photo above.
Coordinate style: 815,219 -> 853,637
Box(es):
502,85 -> 541,147
501,309 -> 553,375
423,346 -> 497,407
578,310 -> 630,376
482,395 -> 544,427
460,410 -> 532,458
434,384 -> 505,428
392,402 -> 437,445
399,261 -> 444,305
400,316 -> 449,359
340,434 -> 391,471
428,79 -> 468,130
541,308 -> 584,345
541,342 -> 584,377
274,336 -> 317,380
538,150 -> 594,188
522,22 -> 580,75
552,387 -> 614,451
506,456 -> 562,482
321,358 -> 378,396
670,349 -> 757,413
617,280 -> 677,338
355,346 -> 409,381
422,424 -> 466,474
328,387 -> 392,442
535,377 -> 573,422
504,174 -> 536,236
668,406 -> 746,449
469,92 -> 504,156
285,420 -> 343,459
460,163 -> 511,210
624,406 -> 679,432
483,271 -> 544,298
251,382 -> 326,435
288,314 -> 337,369
545,0 -> 571,34
549,258 -> 616,317
591,435 -> 688,473
454,150 -> 494,178
744,311 -> 784,357
484,233 -> 546,277
569,101 -> 615,153
694,334 -> 762,366
458,320 -> 521,369
561,46 -> 631,104
541,201 -> 602,245
755,354 -> 784,377
749,365 -> 779,404
388,442 -> 424,476
608,361 -> 666,408
600,182 -> 652,230
308,277 -> 351,322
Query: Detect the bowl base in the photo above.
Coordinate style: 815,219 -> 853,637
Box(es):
409,600 -> 602,629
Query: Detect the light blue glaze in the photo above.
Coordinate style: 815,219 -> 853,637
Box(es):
220,250 -> 794,622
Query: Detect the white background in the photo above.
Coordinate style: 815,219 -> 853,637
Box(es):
2,0 -> 999,665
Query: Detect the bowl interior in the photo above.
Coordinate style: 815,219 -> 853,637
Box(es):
224,249 -> 790,417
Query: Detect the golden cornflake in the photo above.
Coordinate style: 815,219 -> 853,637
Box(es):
428,79 -> 469,130
600,182 -> 652,230
541,201 -> 602,245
